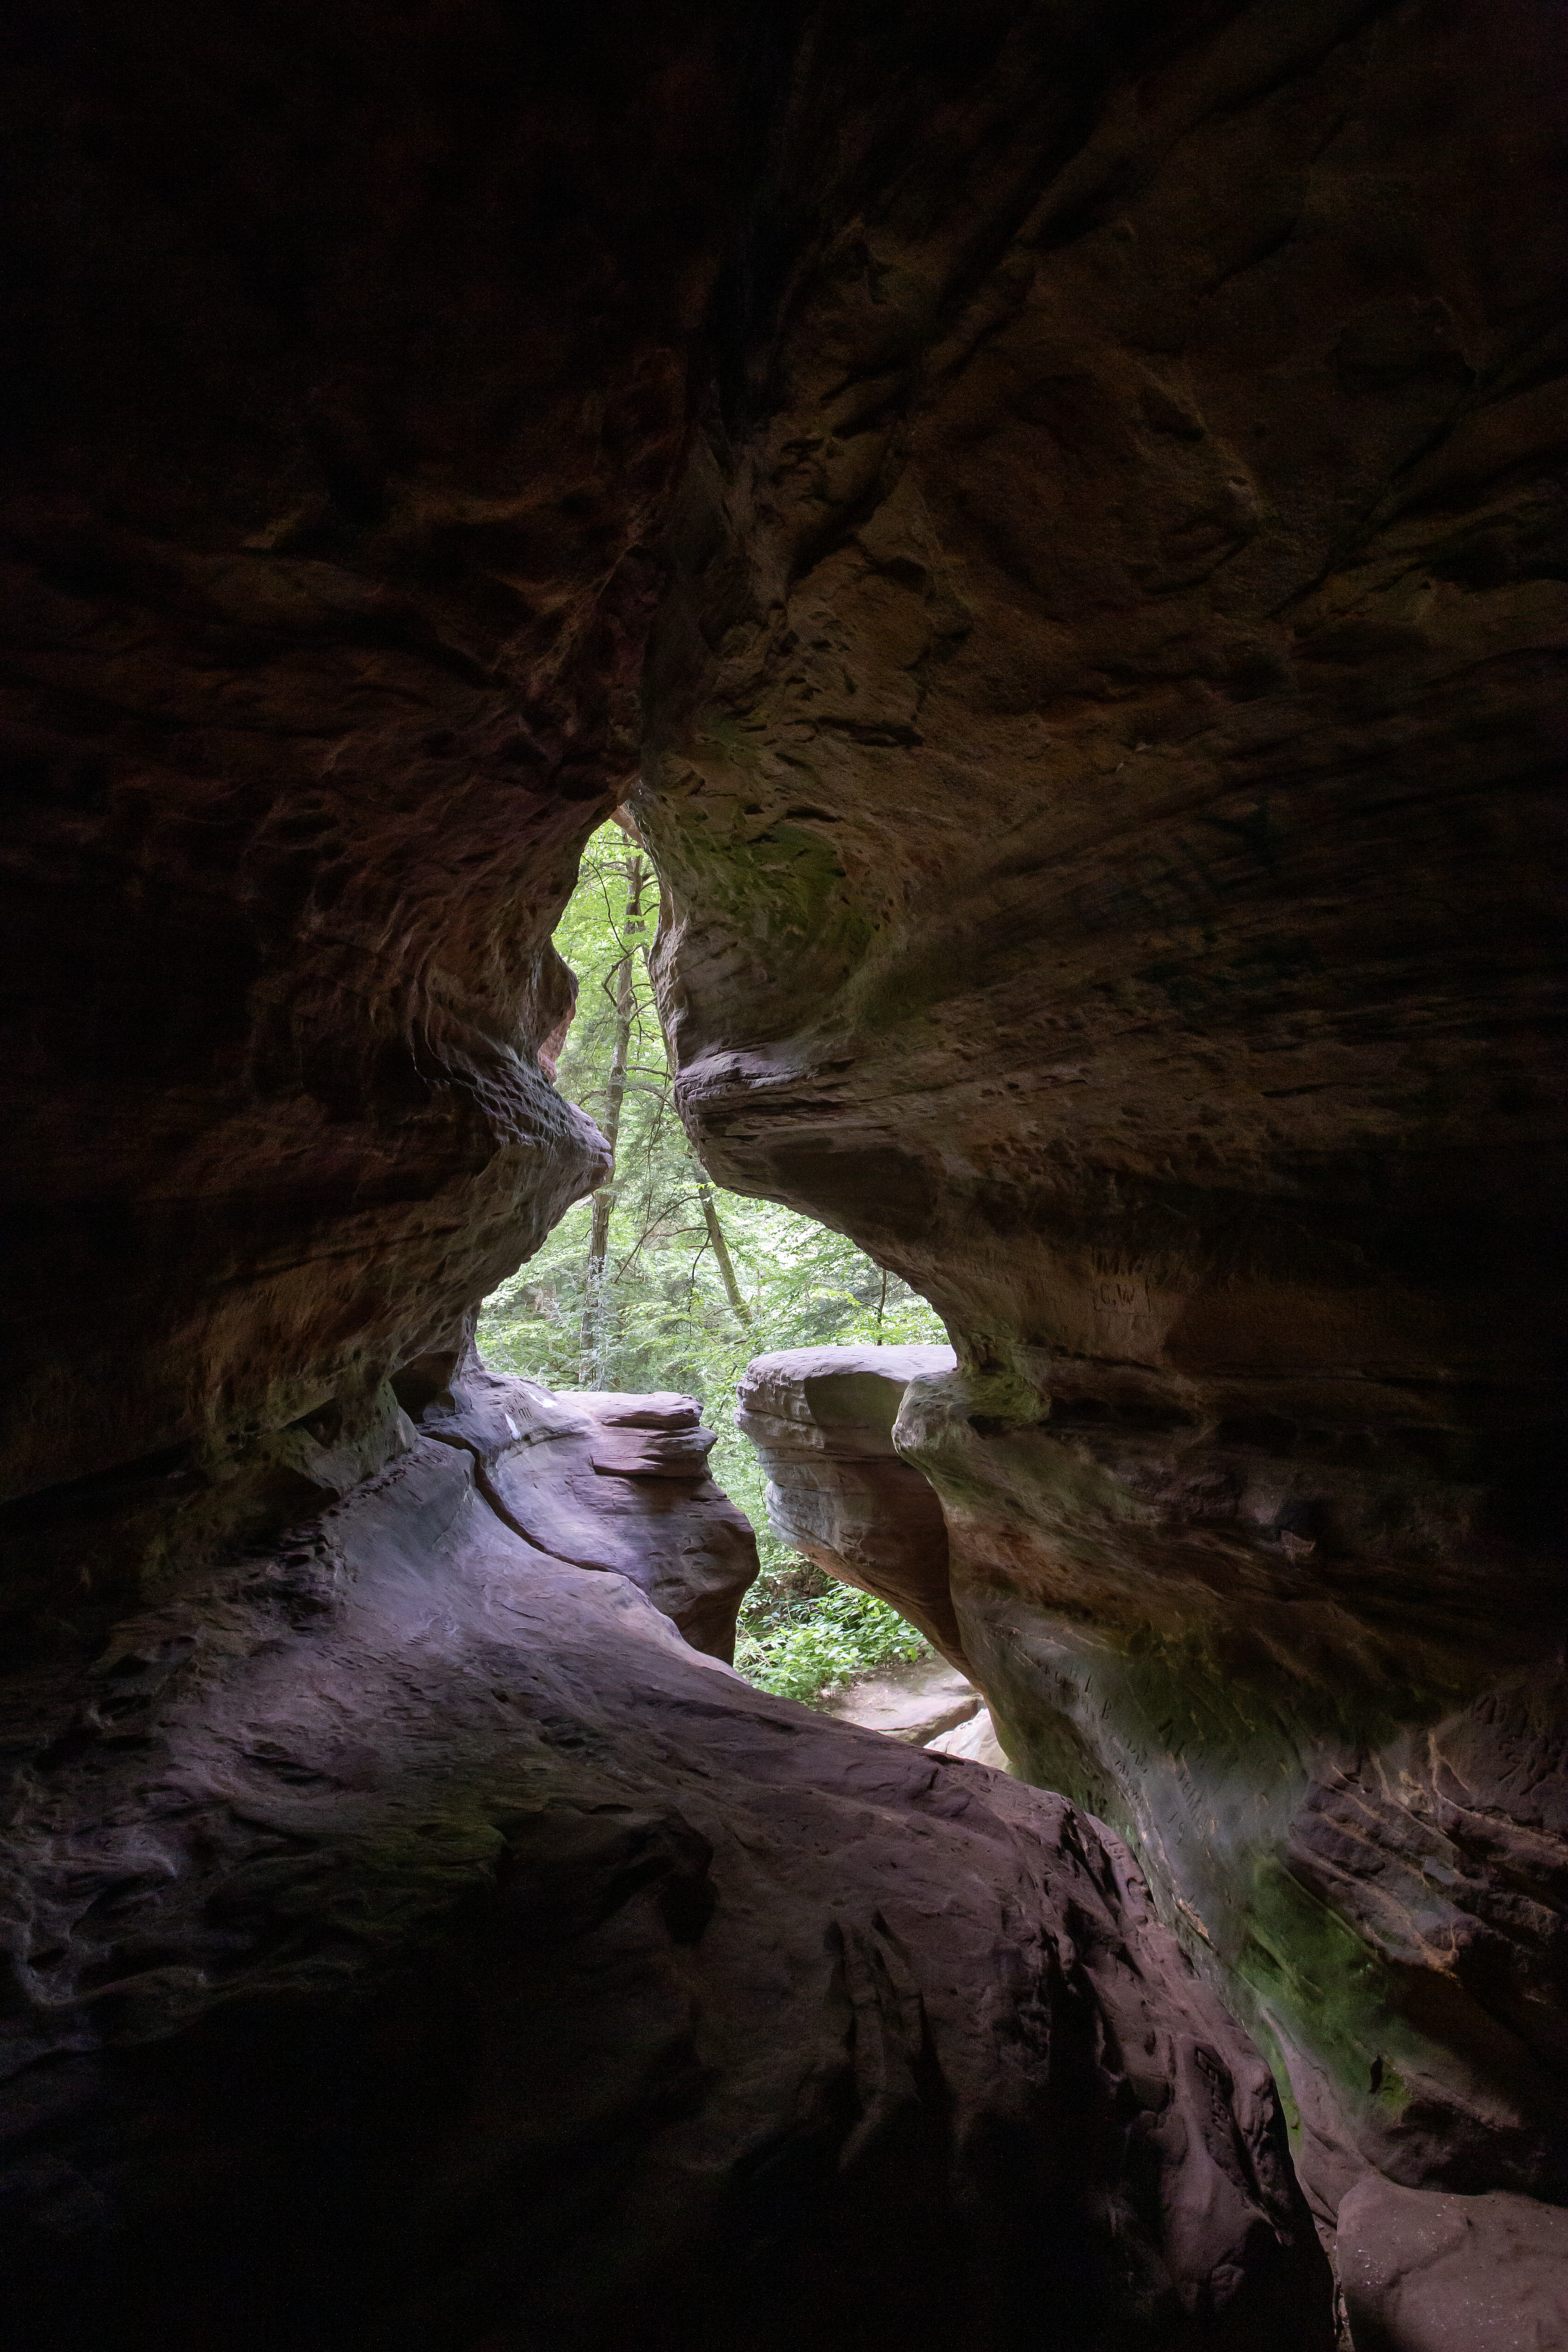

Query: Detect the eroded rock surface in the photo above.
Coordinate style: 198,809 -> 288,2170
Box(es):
895,1367 -> 1568,2220
821,1657 -> 981,1745
419,1360 -> 755,1660
737,1346 -> 1568,2305
1,1378 -> 1331,2352
2,1 -> 1563,2337
638,0 -> 1568,2289
1336,2176 -> 1568,2352
736,1344 -> 963,1666
0,0 -> 756,1639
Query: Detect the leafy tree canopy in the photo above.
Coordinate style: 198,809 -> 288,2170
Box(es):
478,821 -> 947,1701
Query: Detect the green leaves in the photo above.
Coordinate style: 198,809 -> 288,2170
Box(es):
733,1570 -> 928,1703
478,819 -> 946,1702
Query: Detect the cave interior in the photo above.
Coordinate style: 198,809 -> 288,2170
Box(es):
2,3 -> 1565,2348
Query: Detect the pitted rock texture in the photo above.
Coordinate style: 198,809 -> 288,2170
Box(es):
647,0 -> 1568,1433
736,1344 -> 964,1666
637,0 -> 1568,2275
738,1350 -> 1568,2236
894,1366 -> 1568,2219
0,1389 -> 1331,2352
1,0 -> 759,1634
1336,2176 -> 1568,2352
2,1 -> 1563,2333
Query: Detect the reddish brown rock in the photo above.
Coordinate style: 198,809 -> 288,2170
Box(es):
735,1344 -> 964,1666
734,1338 -> 1568,2308
421,1358 -> 755,1659
637,0 -> 1568,2297
585,1396 -> 722,1480
1336,2177 -> 1568,2352
892,1369 -> 1568,2220
0,0 -> 753,1637
0,1381 -> 1331,2352
0,1 -> 1562,2337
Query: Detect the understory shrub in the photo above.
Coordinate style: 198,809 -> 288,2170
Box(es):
732,1558 -> 931,1703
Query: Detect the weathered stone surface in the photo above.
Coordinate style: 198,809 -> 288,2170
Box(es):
821,1657 -> 981,1745
0,1393 -> 1332,2352
416,1360 -> 755,1660
734,1342 -> 1568,2299
1336,2176 -> 1568,2352
894,1370 -> 1568,2216
736,1344 -> 964,1666
638,0 -> 1568,2287
2,0 -> 1563,2334
0,0 -> 753,1637
929,1706 -> 1015,1774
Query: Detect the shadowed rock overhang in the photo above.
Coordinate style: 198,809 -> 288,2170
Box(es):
1,2 -> 1564,2346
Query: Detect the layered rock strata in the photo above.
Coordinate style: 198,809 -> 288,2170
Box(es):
895,1361 -> 1568,2231
637,0 -> 1568,2283
735,1344 -> 963,1666
735,1346 -> 1568,2319
0,1372 -> 1331,2352
0,0 -> 757,1638
419,1360 -> 755,1660
1,0 -> 1563,2339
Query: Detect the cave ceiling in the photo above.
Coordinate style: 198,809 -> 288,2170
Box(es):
1,3 -> 1565,2342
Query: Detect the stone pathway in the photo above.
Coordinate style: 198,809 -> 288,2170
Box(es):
821,1657 -> 1011,1770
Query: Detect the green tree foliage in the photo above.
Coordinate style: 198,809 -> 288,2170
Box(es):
478,821 -> 947,1701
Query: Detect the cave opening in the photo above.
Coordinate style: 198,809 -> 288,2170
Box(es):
4,0 -> 1565,2346
478,816 -> 952,1707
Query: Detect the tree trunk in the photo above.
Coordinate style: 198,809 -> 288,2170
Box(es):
696,1180 -> 752,1327
579,851 -> 646,1383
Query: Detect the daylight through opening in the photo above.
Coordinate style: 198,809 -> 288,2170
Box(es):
478,819 -> 946,1705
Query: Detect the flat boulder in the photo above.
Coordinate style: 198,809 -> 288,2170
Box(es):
1337,2177 -> 1568,2350
824,1658 -> 981,1745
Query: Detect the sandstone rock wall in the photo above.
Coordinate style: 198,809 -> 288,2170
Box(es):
734,1344 -> 1568,2328
2,1 -> 1563,2339
636,0 -> 1568,2267
735,1342 -> 963,1663
0,1370 -> 1330,2351
0,0 -> 760,1642
419,1359 -> 757,1660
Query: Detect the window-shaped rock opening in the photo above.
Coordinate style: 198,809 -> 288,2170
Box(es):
480,816 -> 949,1706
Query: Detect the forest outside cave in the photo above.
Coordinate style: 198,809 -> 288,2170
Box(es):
478,818 -> 944,1704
